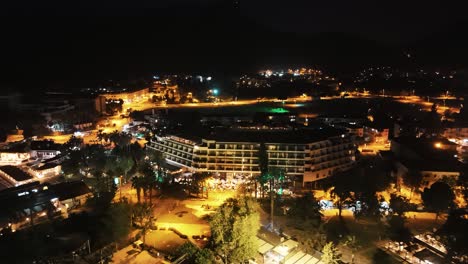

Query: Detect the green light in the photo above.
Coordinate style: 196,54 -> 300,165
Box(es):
269,108 -> 289,114
278,188 -> 283,195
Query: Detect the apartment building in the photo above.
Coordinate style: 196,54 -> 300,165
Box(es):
147,127 -> 356,185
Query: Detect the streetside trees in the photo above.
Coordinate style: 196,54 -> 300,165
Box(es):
210,198 -> 260,263
422,181 -> 455,220
327,171 -> 354,217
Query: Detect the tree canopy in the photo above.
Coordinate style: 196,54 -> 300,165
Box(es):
386,215 -> 412,243
438,210 -> 468,261
422,181 -> 455,219
210,198 -> 260,263
321,242 -> 341,264
288,192 -> 322,225
390,194 -> 410,217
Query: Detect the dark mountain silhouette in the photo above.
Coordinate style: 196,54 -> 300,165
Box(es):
407,20 -> 468,67
0,3 -> 466,91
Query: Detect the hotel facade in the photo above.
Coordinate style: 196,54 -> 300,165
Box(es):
147,128 -> 356,185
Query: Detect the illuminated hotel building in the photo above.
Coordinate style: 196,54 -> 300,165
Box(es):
147,127 -> 356,185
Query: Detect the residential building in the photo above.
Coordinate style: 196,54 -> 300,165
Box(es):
390,137 -> 461,188
0,181 -> 92,232
49,181 -> 92,211
443,121 -> 468,141
98,87 -> 149,103
363,121 -> 390,145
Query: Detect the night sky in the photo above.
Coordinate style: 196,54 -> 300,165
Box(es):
1,0 -> 467,90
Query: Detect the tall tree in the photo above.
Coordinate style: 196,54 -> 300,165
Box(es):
288,192 -> 322,225
267,167 -> 285,229
192,172 -> 210,198
109,131 -> 132,148
438,210 -> 468,261
390,194 -> 410,217
116,155 -> 134,181
132,176 -> 145,203
423,103 -> 443,136
458,165 -> 468,202
92,170 -> 116,202
321,242 -> 341,264
176,242 -> 198,261
387,215 -> 412,243
139,162 -> 157,204
328,171 -> 354,217
99,202 -> 132,243
132,202 -> 154,244
422,181 -> 455,220
403,170 -> 423,199
194,248 -> 215,264
63,135 -> 83,151
210,198 -> 260,263
130,141 -> 144,164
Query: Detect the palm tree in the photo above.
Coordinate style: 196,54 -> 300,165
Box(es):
267,167 -> 285,230
147,149 -> 167,182
132,176 -> 145,203
139,162 -> 158,204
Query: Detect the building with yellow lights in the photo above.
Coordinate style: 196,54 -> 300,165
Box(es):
147,127 -> 356,186
390,137 -> 461,188
95,87 -> 149,113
